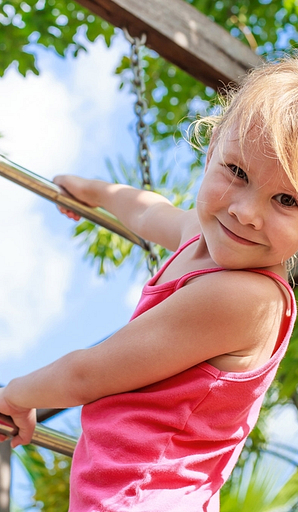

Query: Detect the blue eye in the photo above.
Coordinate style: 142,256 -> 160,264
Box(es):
228,164 -> 248,182
275,194 -> 298,207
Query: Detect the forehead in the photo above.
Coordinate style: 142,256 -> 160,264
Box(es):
220,124 -> 276,166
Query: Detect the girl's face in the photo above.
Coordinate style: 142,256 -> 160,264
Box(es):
197,126 -> 298,272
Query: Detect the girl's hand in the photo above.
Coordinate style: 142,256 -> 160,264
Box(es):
53,175 -> 99,221
0,388 -> 36,448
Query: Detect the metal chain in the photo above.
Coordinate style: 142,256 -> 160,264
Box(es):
123,28 -> 160,276
123,28 -> 151,189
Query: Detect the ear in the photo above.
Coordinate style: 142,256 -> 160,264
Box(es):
205,127 -> 219,171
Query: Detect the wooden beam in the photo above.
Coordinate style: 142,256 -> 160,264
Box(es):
76,0 -> 262,89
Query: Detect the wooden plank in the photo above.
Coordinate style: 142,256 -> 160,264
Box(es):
77,0 -> 262,89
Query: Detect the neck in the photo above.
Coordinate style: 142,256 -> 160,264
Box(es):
263,263 -> 289,281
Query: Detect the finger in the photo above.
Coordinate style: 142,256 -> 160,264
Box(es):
10,426 -> 34,449
10,435 -> 22,449
10,435 -> 28,449
9,409 -> 36,448
58,207 -> 81,221
0,434 -> 8,443
66,211 -> 81,220
64,211 -> 81,221
53,175 -> 68,187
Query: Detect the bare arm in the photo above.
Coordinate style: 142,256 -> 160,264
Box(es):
0,271 -> 285,447
54,175 -> 190,251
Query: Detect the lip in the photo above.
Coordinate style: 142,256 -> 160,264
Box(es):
219,221 -> 259,246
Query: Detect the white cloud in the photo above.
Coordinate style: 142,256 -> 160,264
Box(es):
0,66 -> 82,176
72,40 -> 121,113
0,64 -> 82,358
267,404 -> 298,443
0,181 -> 73,358
124,280 -> 145,310
69,36 -> 130,155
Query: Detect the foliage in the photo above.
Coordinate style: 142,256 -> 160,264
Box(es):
74,221 -> 134,275
14,444 -> 70,510
187,0 -> 298,53
221,452 -> 298,511
0,0 -> 115,76
275,287 -> 298,407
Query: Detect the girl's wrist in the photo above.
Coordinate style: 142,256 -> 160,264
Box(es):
3,378 -> 30,412
86,179 -> 103,206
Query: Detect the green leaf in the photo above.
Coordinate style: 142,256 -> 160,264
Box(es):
17,51 -> 39,76
221,454 -> 298,512
15,445 -> 71,511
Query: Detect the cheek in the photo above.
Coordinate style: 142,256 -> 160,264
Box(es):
273,224 -> 298,258
197,178 -> 223,211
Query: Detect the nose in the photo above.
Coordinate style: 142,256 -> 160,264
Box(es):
228,194 -> 264,230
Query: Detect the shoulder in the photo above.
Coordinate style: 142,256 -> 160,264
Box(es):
179,270 -> 287,365
144,206 -> 199,252
116,269 -> 288,385
154,268 -> 285,336
187,269 -> 286,323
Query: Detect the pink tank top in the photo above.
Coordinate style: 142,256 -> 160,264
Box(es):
69,235 -> 296,512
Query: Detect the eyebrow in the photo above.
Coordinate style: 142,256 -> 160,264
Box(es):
221,150 -> 245,167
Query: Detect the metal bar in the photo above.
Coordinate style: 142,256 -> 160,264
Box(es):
36,408 -> 67,423
0,414 -> 77,458
0,442 -> 10,512
0,154 -> 149,251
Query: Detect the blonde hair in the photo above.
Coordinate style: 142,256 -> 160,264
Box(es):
194,57 -> 298,191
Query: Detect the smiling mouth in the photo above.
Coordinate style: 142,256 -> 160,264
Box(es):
219,221 -> 259,246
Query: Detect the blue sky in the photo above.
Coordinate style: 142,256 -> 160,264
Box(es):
0,28 -> 298,510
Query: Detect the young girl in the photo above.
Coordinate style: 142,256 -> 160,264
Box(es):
0,58 -> 298,511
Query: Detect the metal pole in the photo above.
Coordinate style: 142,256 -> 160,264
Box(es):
0,154 -> 150,251
0,442 -> 10,512
0,414 -> 76,458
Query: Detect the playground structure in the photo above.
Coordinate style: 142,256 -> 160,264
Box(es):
0,0 -> 260,509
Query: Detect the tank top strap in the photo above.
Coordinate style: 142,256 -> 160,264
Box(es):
175,266 -> 296,320
248,268 -> 296,318
148,234 -> 201,286
175,267 -> 225,290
